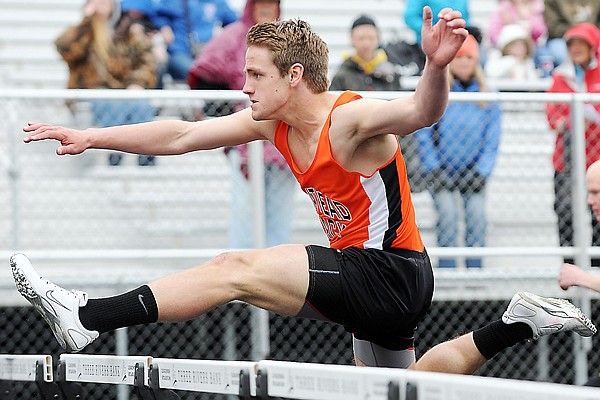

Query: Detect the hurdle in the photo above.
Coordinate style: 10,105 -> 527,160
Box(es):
255,360 -> 403,400
255,360 -> 600,400
0,354 -> 59,399
149,358 -> 256,398
56,354 -> 173,399
4,355 -> 600,399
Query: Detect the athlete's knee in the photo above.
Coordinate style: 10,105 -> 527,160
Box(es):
210,250 -> 261,292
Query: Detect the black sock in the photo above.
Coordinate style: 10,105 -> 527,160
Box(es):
472,320 -> 532,360
79,285 -> 159,334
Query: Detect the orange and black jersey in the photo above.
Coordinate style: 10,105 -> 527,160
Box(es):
273,91 -> 424,252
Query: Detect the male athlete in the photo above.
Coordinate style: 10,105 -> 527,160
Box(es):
12,7 -> 596,372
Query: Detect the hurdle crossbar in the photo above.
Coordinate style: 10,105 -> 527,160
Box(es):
0,354 -> 52,382
256,360 -> 404,400
150,358 -> 257,397
256,361 -> 600,400
58,354 -> 152,385
401,369 -> 600,400
0,354 -> 61,400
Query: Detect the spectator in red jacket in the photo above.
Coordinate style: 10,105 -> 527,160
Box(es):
546,22 -> 600,265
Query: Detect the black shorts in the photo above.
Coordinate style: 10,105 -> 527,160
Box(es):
304,245 -> 434,351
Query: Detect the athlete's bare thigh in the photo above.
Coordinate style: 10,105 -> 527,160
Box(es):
238,244 -> 310,316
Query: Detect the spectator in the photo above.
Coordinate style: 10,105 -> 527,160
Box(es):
559,262 -> 600,292
121,0 -> 169,85
55,0 -> 158,166
558,158 -> 600,387
416,35 -> 502,268
485,24 -> 539,80
330,15 -> 425,192
404,0 -> 470,45
487,0 -> 547,67
153,0 -> 238,85
544,0 -> 600,68
330,15 -> 400,92
188,0 -> 295,249
546,22 -> 600,266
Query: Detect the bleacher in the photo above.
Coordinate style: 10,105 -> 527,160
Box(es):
0,0 -> 501,90
0,0 -> 563,270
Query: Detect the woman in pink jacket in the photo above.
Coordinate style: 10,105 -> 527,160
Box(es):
188,0 -> 296,249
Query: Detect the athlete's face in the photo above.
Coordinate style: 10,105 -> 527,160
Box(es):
243,46 -> 289,120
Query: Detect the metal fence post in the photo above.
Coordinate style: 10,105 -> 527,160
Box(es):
116,327 -> 130,400
570,95 -> 592,385
5,99 -> 20,250
248,141 -> 270,360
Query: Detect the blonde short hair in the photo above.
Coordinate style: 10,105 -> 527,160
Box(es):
247,19 -> 329,93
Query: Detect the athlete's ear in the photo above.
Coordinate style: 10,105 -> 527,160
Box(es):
289,63 -> 304,86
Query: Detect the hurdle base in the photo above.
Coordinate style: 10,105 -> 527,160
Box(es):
55,360 -> 85,400
137,362 -> 180,400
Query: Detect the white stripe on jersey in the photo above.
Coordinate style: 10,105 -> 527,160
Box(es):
360,171 -> 390,249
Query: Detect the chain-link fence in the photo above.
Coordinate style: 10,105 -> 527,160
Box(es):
0,90 -> 599,399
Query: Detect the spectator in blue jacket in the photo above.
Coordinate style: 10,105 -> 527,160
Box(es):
153,0 -> 238,83
416,35 -> 502,268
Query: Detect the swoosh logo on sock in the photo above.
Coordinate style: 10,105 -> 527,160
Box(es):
45,290 -> 71,311
138,294 -> 149,316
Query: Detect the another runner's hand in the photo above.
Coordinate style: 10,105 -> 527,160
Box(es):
23,122 -> 89,156
421,6 -> 468,68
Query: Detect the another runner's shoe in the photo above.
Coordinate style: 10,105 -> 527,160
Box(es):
502,291 -> 596,340
10,253 -> 98,352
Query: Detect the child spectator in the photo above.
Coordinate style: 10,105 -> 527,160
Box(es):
488,0 -> 547,53
330,15 -> 400,92
485,24 -> 539,80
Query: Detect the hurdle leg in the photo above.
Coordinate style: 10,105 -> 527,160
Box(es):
55,360 -> 85,400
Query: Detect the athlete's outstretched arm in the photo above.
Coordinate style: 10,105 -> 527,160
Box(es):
23,107 -> 271,156
343,7 -> 467,139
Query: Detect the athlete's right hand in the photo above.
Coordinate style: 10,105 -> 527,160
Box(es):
23,122 -> 89,156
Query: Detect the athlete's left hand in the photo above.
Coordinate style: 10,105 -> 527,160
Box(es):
421,6 -> 468,68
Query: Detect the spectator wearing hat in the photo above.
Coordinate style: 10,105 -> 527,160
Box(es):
544,0 -> 600,68
488,0 -> 546,50
485,24 -> 539,80
415,35 -> 502,269
330,15 -> 428,193
330,15 -> 400,92
487,0 -> 548,69
546,22 -> 600,266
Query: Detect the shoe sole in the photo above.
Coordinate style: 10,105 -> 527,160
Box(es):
10,256 -> 69,350
504,291 -> 596,338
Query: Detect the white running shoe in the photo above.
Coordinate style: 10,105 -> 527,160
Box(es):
10,253 -> 99,352
502,291 -> 597,340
